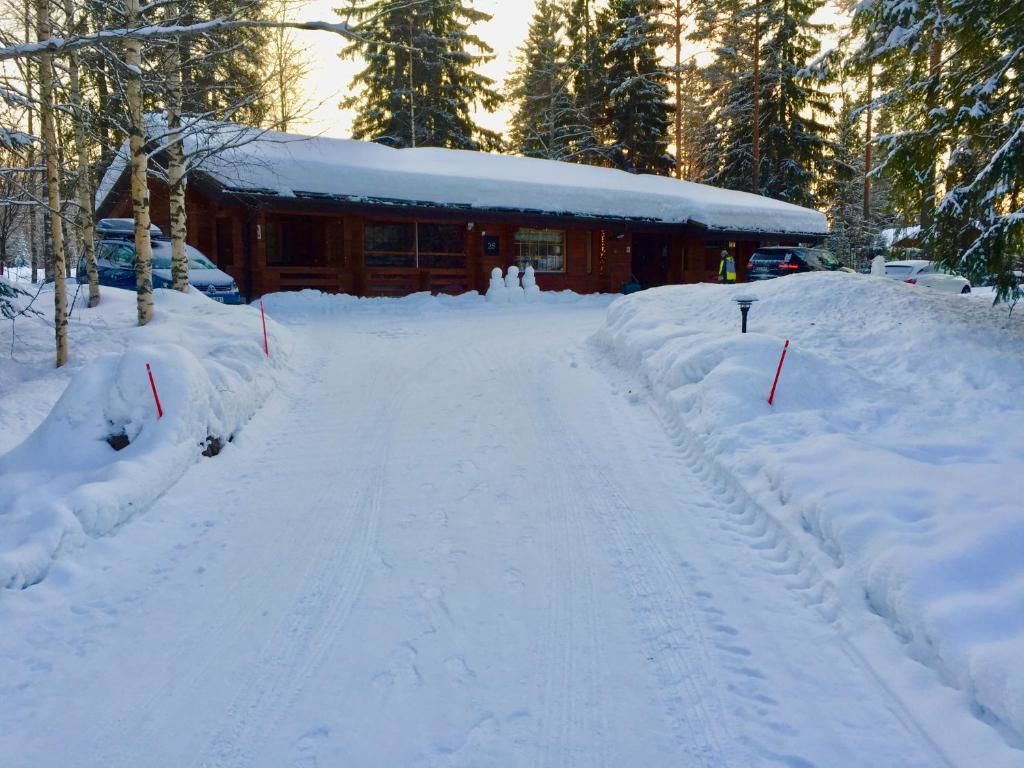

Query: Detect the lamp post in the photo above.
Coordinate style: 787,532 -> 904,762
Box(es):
733,295 -> 758,333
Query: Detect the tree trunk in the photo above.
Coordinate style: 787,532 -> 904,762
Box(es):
24,4 -> 38,284
921,0 -> 943,228
751,1 -> 761,194
673,0 -> 682,179
863,66 -> 873,223
35,0 -> 67,367
66,0 -> 100,307
126,0 -> 154,325
166,1 -> 189,292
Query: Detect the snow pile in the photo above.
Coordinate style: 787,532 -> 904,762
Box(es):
261,287 -> 612,321
0,288 -> 290,589
598,272 -> 1024,743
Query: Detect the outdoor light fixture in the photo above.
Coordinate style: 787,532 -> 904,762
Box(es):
466,221 -> 475,231
733,295 -> 758,333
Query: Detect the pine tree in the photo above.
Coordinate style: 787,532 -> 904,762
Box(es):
694,0 -> 833,205
506,0 -> 576,160
851,0 -> 945,228
340,0 -> 500,150
566,0 -> 613,165
822,83 -> 895,267
602,0 -> 673,175
177,0 -> 272,126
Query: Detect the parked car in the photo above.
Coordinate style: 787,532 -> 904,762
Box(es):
883,259 -> 972,294
746,246 -> 847,281
79,218 -> 241,304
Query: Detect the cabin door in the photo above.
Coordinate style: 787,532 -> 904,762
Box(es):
631,233 -> 673,289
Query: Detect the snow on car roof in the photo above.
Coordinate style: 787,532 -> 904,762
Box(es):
97,122 -> 828,237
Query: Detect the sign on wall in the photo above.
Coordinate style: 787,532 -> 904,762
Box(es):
483,235 -> 500,256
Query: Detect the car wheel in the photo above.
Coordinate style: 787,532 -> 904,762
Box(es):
961,285 -> 971,294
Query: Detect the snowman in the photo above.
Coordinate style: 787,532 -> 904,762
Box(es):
522,265 -> 540,303
486,267 -> 508,303
505,265 -> 525,303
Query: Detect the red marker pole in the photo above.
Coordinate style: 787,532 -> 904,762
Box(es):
767,339 -> 790,406
260,298 -> 269,357
146,362 -> 164,419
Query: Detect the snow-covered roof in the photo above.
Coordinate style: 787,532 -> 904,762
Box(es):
97,125 -> 828,237
878,225 -> 922,248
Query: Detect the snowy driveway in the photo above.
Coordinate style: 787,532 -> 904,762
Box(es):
0,300 -> 990,767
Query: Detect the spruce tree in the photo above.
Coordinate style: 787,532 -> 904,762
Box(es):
929,0 -> 1024,300
341,0 -> 500,150
507,0 -> 576,160
602,0 -> 673,175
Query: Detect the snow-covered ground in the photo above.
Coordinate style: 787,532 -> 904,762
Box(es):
599,273 -> 1024,751
0,280 -> 289,588
1,279 -> 1021,766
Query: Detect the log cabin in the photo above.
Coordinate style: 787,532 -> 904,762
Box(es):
95,126 -> 829,300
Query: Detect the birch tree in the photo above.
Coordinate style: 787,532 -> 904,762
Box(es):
163,1 -> 188,292
64,0 -> 98,305
34,0 -> 66,363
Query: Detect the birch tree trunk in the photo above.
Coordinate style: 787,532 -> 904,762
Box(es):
126,0 -> 154,325
66,0 -> 100,307
165,1 -> 188,292
35,0 -> 67,366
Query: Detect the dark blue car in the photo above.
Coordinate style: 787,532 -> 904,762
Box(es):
78,219 -> 241,304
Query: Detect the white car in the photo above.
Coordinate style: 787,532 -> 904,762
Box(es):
884,259 -> 972,294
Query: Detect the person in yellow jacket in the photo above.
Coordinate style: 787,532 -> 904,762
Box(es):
719,249 -> 736,283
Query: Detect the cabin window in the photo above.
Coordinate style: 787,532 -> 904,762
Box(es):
417,223 -> 465,268
264,216 -> 329,266
364,222 -> 416,268
364,221 -> 465,268
515,228 -> 565,273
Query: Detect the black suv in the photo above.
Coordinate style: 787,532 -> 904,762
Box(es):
747,247 -> 844,281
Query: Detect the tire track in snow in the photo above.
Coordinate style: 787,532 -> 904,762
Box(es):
189,316 -> 480,768
586,344 -> 959,768
531,361 -> 733,767
646,395 -> 958,768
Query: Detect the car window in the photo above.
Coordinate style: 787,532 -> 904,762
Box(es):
150,241 -> 217,270
919,263 -> 935,274
108,244 -> 135,266
752,250 -> 786,262
885,265 -> 913,276
815,250 -> 841,268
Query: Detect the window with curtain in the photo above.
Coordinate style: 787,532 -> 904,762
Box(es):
514,229 -> 565,273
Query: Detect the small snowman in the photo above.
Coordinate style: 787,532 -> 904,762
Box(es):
505,265 -> 525,303
486,267 -> 508,303
522,265 -> 540,303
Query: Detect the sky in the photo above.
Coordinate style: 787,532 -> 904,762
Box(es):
292,0 -> 534,140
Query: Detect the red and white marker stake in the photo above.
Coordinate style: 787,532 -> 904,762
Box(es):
767,339 -> 790,406
260,298 -> 269,357
146,362 -> 164,419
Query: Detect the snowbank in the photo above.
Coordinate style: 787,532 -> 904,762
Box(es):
0,288 -> 290,589
597,272 -> 1024,744
261,287 -> 613,321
